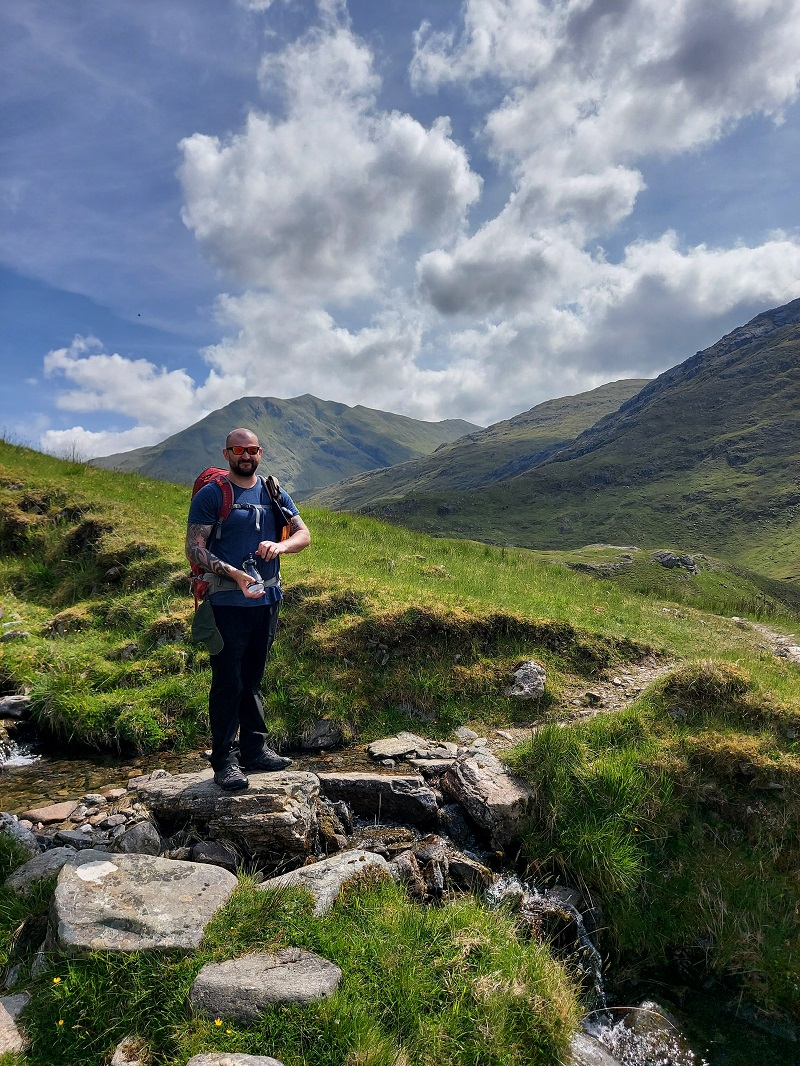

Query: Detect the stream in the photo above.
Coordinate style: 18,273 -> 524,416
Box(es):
1,740 -> 798,1065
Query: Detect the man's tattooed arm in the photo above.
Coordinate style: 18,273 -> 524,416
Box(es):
185,523 -> 240,578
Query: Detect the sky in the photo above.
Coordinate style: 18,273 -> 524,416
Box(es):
2,0 -> 800,459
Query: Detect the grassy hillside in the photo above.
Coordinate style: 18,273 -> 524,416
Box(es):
314,301 -> 800,583
92,393 -> 478,497
0,439 -> 799,1032
308,378 -> 648,508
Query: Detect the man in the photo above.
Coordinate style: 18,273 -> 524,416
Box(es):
186,428 -> 311,790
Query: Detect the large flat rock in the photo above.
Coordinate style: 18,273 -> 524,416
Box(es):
187,1056 -> 284,1066
52,850 -> 238,953
316,772 -> 438,825
442,751 -> 533,849
258,849 -> 389,914
190,949 -> 341,1021
133,769 -> 320,860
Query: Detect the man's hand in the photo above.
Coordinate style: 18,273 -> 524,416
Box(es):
256,539 -> 287,562
233,569 -> 266,597
257,515 -> 310,561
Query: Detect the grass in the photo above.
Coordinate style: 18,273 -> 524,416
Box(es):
0,437 -> 799,1035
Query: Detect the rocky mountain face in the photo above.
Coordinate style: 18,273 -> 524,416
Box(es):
307,378 -> 649,509
92,394 -> 478,497
316,299 -> 800,580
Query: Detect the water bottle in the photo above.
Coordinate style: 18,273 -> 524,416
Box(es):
242,554 -> 265,596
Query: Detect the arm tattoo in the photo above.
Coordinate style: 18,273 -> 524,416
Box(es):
185,523 -> 238,578
289,515 -> 304,534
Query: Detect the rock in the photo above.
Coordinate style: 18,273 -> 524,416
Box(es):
258,849 -> 389,914
133,769 -> 319,864
190,949 -> 341,1021
505,660 -> 546,699
187,1055 -> 285,1066
0,695 -> 31,720
0,813 -> 41,858
5,846 -> 77,896
568,1031 -> 621,1065
316,772 -> 438,825
110,1034 -> 148,1065
300,718 -> 344,750
115,820 -> 163,856
0,630 -> 30,643
52,850 -> 238,953
388,850 -> 427,898
55,829 -> 105,849
442,751 -> 533,849
455,727 -> 479,742
651,550 -> 699,575
0,992 -> 30,1054
367,733 -> 427,760
599,1000 -> 702,1065
19,800 -> 78,824
191,840 -> 239,872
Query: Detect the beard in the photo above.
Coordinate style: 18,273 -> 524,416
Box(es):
229,454 -> 260,476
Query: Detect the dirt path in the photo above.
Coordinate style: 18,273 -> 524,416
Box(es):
740,619 -> 800,664
489,654 -> 676,752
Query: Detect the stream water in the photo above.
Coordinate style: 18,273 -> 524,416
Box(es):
1,741 -> 798,1065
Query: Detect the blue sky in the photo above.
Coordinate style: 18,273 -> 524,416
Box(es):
2,0 -> 800,458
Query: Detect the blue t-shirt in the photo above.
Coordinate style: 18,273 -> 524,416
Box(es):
188,479 -> 299,606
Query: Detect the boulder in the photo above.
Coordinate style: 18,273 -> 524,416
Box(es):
0,695 -> 31,720
258,849 -> 389,914
19,800 -> 78,824
0,813 -> 41,858
187,1056 -> 284,1066
300,718 -> 344,750
115,820 -> 163,856
367,733 -> 427,760
441,751 -> 533,849
505,661 -> 546,699
5,846 -> 77,897
133,769 -> 319,863
0,992 -> 29,1054
191,840 -> 239,872
316,772 -> 438,825
190,949 -> 341,1021
52,850 -> 237,953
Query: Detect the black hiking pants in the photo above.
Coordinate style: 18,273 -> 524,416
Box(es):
208,602 -> 279,770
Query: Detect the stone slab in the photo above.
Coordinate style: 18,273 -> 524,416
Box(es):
316,772 -> 438,824
190,949 -> 341,1021
52,850 -> 238,953
258,849 -> 388,914
20,800 -> 78,824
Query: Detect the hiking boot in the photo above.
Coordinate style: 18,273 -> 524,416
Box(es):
241,749 -> 293,772
213,763 -> 249,791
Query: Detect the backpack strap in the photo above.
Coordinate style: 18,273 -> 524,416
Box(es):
209,475 -> 234,545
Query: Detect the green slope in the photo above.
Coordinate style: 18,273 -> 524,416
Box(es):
93,393 -> 478,496
325,300 -> 800,582
308,378 -> 649,508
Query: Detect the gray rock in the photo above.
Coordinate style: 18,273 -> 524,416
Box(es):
5,846 -> 77,896
110,1034 -> 148,1065
190,949 -> 341,1021
0,992 -> 30,1054
317,772 -> 438,825
52,850 -> 238,953
455,727 -> 478,742
133,769 -> 319,863
115,820 -> 162,856
0,695 -> 31,720
258,849 -> 388,914
505,660 -> 546,699
300,718 -> 344,750
367,733 -> 426,760
651,551 -> 699,575
191,840 -> 239,872
442,751 -> 533,849
55,829 -> 103,849
0,813 -> 41,858
20,800 -> 78,824
187,1056 -> 285,1066
568,1031 -> 621,1065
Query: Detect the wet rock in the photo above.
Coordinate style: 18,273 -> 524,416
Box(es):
190,949 -> 341,1021
115,820 -> 163,856
187,1057 -> 285,1066
258,849 -> 389,914
437,803 -> 479,851
5,846 -> 77,897
52,850 -> 238,953
442,750 -> 533,849
133,769 -> 319,864
505,660 -> 546,699
0,992 -> 30,1054
191,840 -> 239,872
388,850 -> 427,898
0,813 -> 41,858
20,800 -> 78,824
300,718 -> 344,750
599,1000 -> 702,1065
0,696 -> 31,720
317,772 -> 438,825
569,1031 -> 621,1065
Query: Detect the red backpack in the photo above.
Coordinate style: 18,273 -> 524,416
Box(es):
189,468 -> 291,607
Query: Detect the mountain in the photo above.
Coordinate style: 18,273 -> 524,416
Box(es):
312,299 -> 800,582
93,394 -> 479,496
307,378 -> 650,509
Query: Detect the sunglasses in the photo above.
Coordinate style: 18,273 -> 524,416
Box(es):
227,445 -> 261,455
